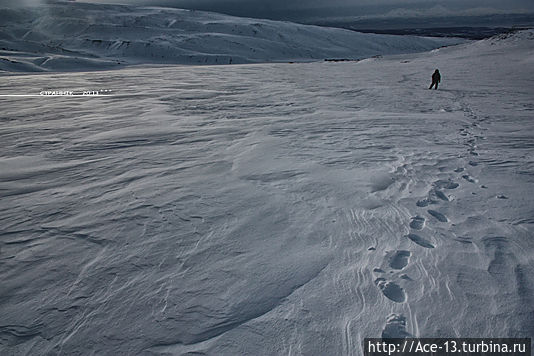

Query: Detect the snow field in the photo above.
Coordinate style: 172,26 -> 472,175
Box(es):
1,30 -> 534,355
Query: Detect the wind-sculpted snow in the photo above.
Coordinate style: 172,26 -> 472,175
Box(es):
1,30 -> 534,355
0,2 -> 464,72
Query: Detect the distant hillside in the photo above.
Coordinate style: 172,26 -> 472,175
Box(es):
312,13 -> 534,34
0,2 -> 464,72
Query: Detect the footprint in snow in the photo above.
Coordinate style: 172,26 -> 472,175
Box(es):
434,180 -> 459,190
428,209 -> 448,222
375,278 -> 406,303
406,233 -> 435,249
416,198 -> 434,207
462,174 -> 478,183
454,236 -> 473,244
388,250 -> 411,270
409,216 -> 425,230
434,189 -> 450,202
382,314 -> 413,338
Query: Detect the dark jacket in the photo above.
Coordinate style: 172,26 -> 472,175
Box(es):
432,70 -> 441,83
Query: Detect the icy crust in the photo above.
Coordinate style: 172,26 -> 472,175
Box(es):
0,2 -> 463,72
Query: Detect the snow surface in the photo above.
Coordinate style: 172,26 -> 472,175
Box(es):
0,2 -> 464,72
1,29 -> 534,355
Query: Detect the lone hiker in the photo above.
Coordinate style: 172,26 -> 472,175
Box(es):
429,69 -> 441,90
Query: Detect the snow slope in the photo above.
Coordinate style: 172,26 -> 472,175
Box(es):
0,1 -> 463,72
1,30 -> 534,355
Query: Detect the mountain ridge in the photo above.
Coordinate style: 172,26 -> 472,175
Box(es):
0,1 -> 464,72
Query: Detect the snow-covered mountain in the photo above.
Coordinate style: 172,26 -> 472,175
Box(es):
0,1 -> 464,72
1,29 -> 533,355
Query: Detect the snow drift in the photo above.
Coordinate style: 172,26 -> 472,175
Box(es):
0,1 -> 464,72
1,15 -> 533,356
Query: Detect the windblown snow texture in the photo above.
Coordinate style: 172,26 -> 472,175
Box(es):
0,2 -> 463,72
1,22 -> 534,356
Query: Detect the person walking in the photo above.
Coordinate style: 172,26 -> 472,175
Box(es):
429,69 -> 441,89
